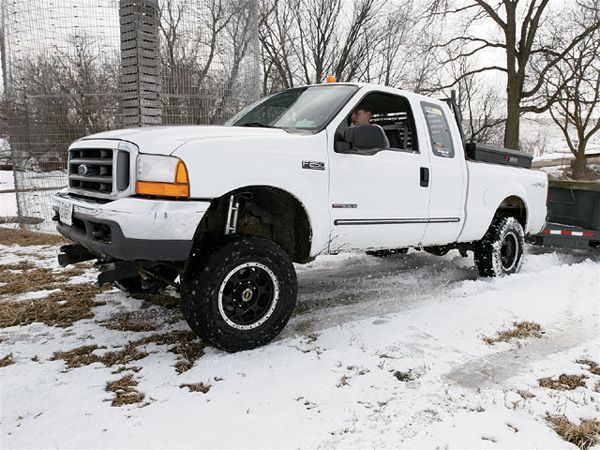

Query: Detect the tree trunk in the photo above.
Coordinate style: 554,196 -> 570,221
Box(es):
572,151 -> 587,180
504,83 -> 521,150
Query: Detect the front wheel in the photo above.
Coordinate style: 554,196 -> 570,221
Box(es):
181,236 -> 297,352
474,216 -> 525,277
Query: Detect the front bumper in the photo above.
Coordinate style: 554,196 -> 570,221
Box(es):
52,192 -> 211,261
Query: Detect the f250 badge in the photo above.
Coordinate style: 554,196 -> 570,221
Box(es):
302,160 -> 325,171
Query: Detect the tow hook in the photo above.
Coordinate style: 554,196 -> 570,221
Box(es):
58,244 -> 96,267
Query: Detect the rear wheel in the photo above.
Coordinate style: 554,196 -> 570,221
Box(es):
474,216 -> 524,277
181,236 -> 297,352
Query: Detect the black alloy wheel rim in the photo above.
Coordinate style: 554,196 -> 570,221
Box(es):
500,232 -> 519,271
220,264 -> 276,327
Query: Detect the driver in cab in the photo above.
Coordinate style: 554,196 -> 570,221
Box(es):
351,105 -> 390,148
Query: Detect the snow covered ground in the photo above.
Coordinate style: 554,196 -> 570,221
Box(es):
1,237 -> 599,449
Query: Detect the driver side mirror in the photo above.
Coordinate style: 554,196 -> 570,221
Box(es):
335,125 -> 386,154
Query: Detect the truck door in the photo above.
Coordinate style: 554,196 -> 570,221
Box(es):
327,91 -> 432,252
419,101 -> 466,245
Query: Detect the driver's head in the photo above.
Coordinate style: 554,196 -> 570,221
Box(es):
351,107 -> 372,126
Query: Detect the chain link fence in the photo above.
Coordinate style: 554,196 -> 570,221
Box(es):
0,0 -> 260,232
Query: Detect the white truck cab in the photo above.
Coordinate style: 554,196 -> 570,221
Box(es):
53,82 -> 548,351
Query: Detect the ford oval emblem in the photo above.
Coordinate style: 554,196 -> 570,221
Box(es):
78,164 -> 88,175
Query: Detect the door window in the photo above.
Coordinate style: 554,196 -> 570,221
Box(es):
421,102 -> 455,158
335,92 -> 419,154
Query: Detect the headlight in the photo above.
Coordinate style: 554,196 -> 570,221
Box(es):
136,154 -> 189,198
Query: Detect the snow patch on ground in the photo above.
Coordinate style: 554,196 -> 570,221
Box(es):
1,242 -> 599,449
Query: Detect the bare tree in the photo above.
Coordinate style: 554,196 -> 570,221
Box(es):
259,0 -> 384,87
545,29 -> 600,179
453,58 -> 505,144
373,4 -> 414,86
259,0 -> 298,93
424,0 -> 600,150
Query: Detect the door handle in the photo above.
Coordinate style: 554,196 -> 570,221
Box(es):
420,167 -> 430,187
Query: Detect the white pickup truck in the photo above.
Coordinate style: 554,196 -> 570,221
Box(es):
52,82 -> 548,351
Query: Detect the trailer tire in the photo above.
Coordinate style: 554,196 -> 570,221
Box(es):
474,216 -> 524,277
181,236 -> 297,352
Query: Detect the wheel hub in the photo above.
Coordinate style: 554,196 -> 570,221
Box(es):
241,287 -> 254,302
500,232 -> 519,271
218,262 -> 280,330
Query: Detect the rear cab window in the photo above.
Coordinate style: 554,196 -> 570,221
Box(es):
421,102 -> 455,158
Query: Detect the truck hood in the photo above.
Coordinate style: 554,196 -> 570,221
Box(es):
79,125 -> 290,155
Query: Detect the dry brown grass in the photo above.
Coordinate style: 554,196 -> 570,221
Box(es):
180,382 -> 211,393
539,374 -> 588,391
0,283 -> 108,328
546,415 -> 600,450
0,264 -> 86,296
483,321 -> 543,345
99,313 -> 157,333
0,261 -> 36,273
0,353 -> 14,367
51,330 -> 204,373
576,359 -> 600,376
0,228 -> 67,247
106,374 -> 145,407
51,344 -> 148,369
595,381 -> 600,393
133,292 -> 180,309
133,331 -> 205,374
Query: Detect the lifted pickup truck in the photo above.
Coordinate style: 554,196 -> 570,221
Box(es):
52,83 -> 548,351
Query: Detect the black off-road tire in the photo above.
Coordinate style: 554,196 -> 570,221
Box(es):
181,236 -> 297,352
474,216 -> 525,277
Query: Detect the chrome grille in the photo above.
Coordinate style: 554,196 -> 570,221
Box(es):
68,147 -> 130,196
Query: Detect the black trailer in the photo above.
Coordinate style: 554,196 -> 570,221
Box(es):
530,180 -> 600,249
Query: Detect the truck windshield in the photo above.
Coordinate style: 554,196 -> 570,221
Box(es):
227,85 -> 358,132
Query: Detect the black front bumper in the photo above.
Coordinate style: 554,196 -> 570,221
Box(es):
56,212 -> 193,262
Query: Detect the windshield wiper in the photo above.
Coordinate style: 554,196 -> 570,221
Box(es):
238,122 -> 276,128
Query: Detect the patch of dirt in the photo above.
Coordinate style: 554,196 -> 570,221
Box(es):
539,374 -> 588,391
0,283 -> 108,328
546,414 -> 600,450
132,331 -> 205,374
576,359 -> 600,376
180,382 -> 211,393
483,321 -> 544,345
0,228 -> 68,247
51,344 -> 148,369
337,374 -> 350,387
99,313 -> 157,333
0,353 -> 14,367
106,374 -> 145,407
393,370 -> 414,382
